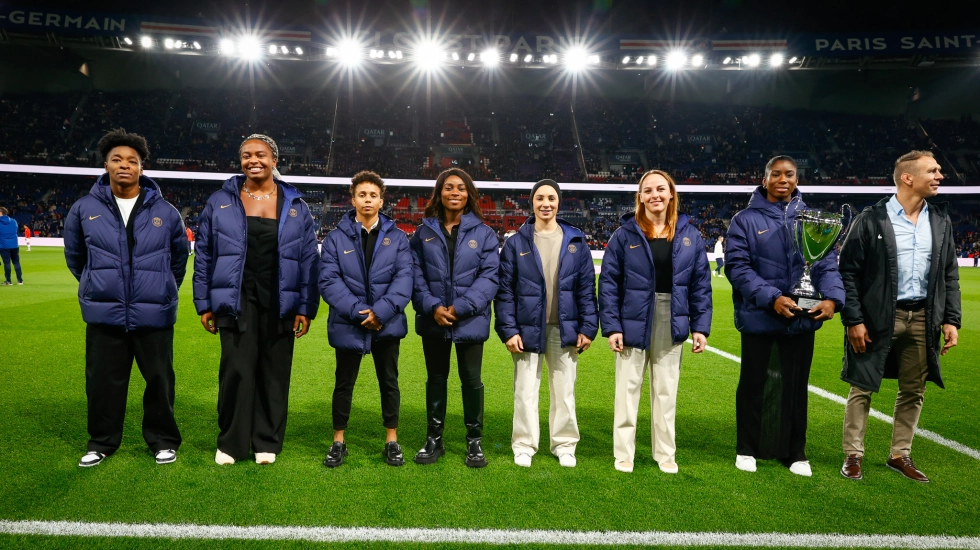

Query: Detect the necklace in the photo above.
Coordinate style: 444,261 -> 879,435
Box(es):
242,183 -> 276,201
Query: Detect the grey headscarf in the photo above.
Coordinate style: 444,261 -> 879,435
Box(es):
240,134 -> 282,180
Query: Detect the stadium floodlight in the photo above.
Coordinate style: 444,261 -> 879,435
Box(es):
415,41 -> 446,70
723,56 -> 732,64
524,54 -> 533,62
193,41 -> 201,50
509,53 -> 518,62
141,36 -> 153,48
589,55 -> 600,64
745,54 -> 761,67
295,47 -> 303,55
281,46 -> 289,54
467,52 -> 475,61
327,47 -> 337,57
622,56 -> 630,64
123,37 -> 133,46
564,47 -> 590,72
269,44 -> 278,55
647,55 -> 657,65
788,56 -> 798,64
238,37 -> 262,60
480,49 -> 499,66
691,54 -> 704,67
451,52 -> 460,61
666,50 -> 686,69
220,39 -> 236,55
769,53 -> 784,66
636,56 -> 644,64
544,54 -> 558,63
164,38 -> 175,49
396,50 -> 403,59
333,39 -> 361,65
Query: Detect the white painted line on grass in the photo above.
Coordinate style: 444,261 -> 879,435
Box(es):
692,340 -> 980,461
2,520 -> 980,548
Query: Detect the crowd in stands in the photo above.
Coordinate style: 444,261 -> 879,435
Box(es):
4,175 -> 979,259
4,89 -> 979,185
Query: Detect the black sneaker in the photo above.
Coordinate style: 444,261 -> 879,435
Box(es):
323,441 -> 347,468
155,449 -> 177,465
384,441 -> 405,466
79,451 -> 106,467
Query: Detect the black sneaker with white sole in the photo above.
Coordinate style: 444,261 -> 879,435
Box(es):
79,451 -> 106,467
155,449 -> 177,464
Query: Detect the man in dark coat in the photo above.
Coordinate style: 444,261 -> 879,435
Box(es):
839,150 -> 961,483
63,129 -> 189,467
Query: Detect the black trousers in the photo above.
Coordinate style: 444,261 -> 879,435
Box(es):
85,324 -> 181,455
217,302 -> 295,460
736,331 -> 815,464
1,247 -> 22,283
332,339 -> 401,431
421,338 -> 484,390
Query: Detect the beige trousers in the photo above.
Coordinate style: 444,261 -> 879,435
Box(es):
512,325 -> 580,456
613,293 -> 683,465
843,307 -> 929,458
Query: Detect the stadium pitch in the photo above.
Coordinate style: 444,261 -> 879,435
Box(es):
1,248 -> 979,548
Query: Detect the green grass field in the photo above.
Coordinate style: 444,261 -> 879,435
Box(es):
2,248 -> 979,548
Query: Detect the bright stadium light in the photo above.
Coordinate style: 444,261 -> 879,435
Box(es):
327,47 -> 337,57
647,55 -> 656,65
524,54 -> 533,62
396,50 -> 403,59
238,37 -> 262,59
636,56 -> 644,64
141,36 -> 153,48
666,50 -> 686,69
164,38 -> 175,49
770,53 -> 784,66
723,56 -> 732,64
123,37 -> 133,45
451,52 -> 460,61
589,55 -> 600,64
269,44 -> 278,54
220,38 -> 235,55
509,53 -> 518,62
544,54 -> 558,64
281,46 -> 289,54
335,39 -> 362,65
622,56 -> 630,64
564,47 -> 590,72
480,49 -> 499,66
193,41 -> 201,50
415,41 -> 446,70
691,54 -> 704,67
467,52 -> 475,61
745,54 -> 761,67
788,56 -> 798,64
295,47 -> 303,55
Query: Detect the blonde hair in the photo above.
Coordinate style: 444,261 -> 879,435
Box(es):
893,150 -> 935,186
635,169 -> 679,241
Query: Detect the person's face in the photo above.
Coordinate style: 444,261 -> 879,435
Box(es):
351,182 -> 383,218
104,146 -> 142,187
440,175 -> 468,214
907,156 -> 943,198
639,174 -> 672,217
240,140 -> 277,182
763,160 -> 797,202
532,185 -> 560,221
719,236 -> 724,243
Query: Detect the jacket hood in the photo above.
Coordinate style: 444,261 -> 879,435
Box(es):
338,210 -> 395,238
90,173 -> 162,205
747,185 -> 804,219
220,174 -> 303,202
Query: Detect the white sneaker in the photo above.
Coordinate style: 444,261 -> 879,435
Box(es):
78,451 -> 106,467
558,454 -> 577,468
789,460 -> 812,477
154,449 -> 177,465
735,455 -> 756,472
255,452 -> 276,465
514,453 -> 532,467
614,460 -> 633,473
215,449 -> 235,465
659,462 -> 679,474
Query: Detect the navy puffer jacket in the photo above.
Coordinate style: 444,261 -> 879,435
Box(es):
193,175 -> 319,321
599,213 -> 712,348
319,211 -> 413,352
63,174 -> 189,329
410,212 -> 500,342
495,218 -> 599,353
724,186 -> 845,335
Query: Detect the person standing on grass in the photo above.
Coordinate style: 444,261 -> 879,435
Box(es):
186,225 -> 195,256
495,179 -> 598,469
839,150 -> 960,483
194,134 -> 319,466
24,225 -> 31,252
410,168 -> 499,468
63,128 -> 188,467
0,206 -> 23,285
320,171 -> 413,468
713,236 -> 725,277
724,155 -> 844,477
599,170 -> 712,474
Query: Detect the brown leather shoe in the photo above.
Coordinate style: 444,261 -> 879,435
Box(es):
886,456 -> 929,483
840,454 -> 862,480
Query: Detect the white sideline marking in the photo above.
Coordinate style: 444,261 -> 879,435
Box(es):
2,521 -> 980,548
692,341 -> 980,461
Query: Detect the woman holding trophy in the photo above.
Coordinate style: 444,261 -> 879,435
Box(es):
723,155 -> 845,477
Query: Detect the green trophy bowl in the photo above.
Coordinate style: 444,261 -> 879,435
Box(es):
789,208 -> 850,317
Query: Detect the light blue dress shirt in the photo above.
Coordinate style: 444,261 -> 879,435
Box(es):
887,195 -> 931,301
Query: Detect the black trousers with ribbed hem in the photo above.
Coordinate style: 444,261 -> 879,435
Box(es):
332,339 -> 401,431
736,331 -> 815,464
217,303 -> 295,461
85,324 -> 181,455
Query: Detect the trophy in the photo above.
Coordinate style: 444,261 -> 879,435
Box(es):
789,204 -> 853,316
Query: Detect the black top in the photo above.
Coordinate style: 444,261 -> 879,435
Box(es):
647,237 -> 673,294
362,222 -> 380,270
244,217 -> 279,309
442,223 -> 459,278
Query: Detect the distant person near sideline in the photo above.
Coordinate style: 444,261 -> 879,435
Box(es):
0,206 -> 23,285
839,150 -> 960,483
24,225 -> 31,251
63,128 -> 189,467
713,235 -> 725,277
186,225 -> 195,256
